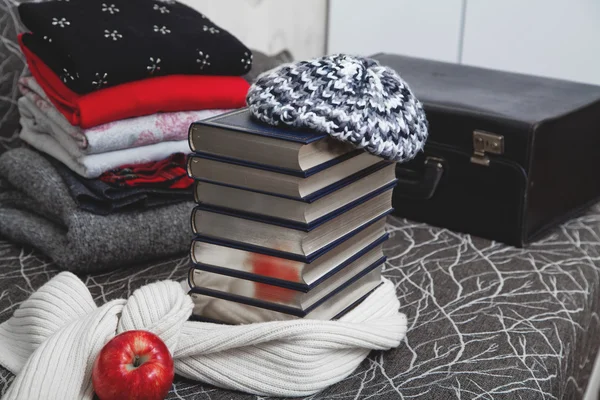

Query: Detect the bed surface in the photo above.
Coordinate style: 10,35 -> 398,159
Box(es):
1,0 -> 599,397
1,211 -> 599,400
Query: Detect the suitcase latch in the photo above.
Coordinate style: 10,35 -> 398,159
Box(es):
471,130 -> 504,166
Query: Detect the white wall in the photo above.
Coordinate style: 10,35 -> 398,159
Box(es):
178,0 -> 327,61
328,0 -> 465,63
462,0 -> 600,85
328,0 -> 600,86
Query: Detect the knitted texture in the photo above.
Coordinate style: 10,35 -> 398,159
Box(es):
20,124 -> 191,178
246,54 -> 428,162
0,148 -> 192,272
0,272 -> 407,398
18,76 -> 228,155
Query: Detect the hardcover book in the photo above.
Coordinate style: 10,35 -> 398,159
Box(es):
186,107 -> 394,325
194,163 -> 397,226
188,108 -> 359,175
191,189 -> 393,262
191,219 -> 388,291
189,245 -> 385,312
187,152 -> 385,199
189,262 -> 383,323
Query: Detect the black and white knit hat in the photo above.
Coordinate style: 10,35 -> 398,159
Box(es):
246,54 -> 428,162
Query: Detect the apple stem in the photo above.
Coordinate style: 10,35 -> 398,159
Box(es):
133,355 -> 141,368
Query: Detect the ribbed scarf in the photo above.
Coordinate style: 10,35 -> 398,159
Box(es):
0,272 -> 406,398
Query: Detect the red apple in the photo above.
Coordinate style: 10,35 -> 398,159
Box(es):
92,330 -> 174,400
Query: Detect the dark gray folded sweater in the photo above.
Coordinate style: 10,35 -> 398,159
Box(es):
0,148 -> 193,273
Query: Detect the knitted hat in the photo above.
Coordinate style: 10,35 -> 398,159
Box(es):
246,54 -> 428,162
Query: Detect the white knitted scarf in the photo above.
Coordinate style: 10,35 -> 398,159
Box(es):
0,272 -> 407,399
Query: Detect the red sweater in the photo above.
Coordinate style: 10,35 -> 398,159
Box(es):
19,34 -> 250,129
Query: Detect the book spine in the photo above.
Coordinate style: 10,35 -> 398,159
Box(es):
191,152 -> 308,178
187,268 -> 195,291
187,123 -> 198,153
193,180 -> 200,204
186,154 -> 195,179
188,256 -> 386,317
190,208 -> 199,234
193,181 -> 397,231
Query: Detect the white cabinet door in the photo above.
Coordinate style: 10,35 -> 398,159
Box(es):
462,0 -> 600,85
327,0 -> 465,63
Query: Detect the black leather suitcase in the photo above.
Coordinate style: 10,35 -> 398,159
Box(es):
373,53 -> 600,247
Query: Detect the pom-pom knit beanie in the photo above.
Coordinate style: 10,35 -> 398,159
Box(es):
246,54 -> 428,162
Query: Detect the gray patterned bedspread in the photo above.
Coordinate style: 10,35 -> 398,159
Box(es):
1,210 -> 599,400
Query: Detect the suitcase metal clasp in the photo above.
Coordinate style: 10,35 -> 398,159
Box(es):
471,130 -> 504,166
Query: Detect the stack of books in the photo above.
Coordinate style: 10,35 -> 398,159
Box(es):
186,108 -> 397,324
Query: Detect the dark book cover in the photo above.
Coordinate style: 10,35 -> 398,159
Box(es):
189,108 -> 328,145
192,180 -> 396,231
187,256 -> 386,318
189,150 -> 362,178
191,209 -> 392,264
190,233 -> 390,292
189,160 -> 391,202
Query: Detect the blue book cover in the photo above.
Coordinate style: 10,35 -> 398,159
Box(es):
193,180 -> 398,231
190,159 -> 392,203
189,283 -> 381,323
191,108 -> 328,144
190,150 -> 362,178
191,209 -> 392,264
187,256 -> 386,318
190,233 -> 390,292
188,108 -> 364,178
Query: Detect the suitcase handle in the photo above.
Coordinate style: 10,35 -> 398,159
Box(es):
395,156 -> 444,200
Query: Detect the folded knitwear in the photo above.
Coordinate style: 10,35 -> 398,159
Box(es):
50,157 -> 192,215
18,77 -> 228,154
0,148 -> 193,273
99,153 -> 192,189
18,0 -> 252,94
19,35 -> 249,128
243,50 -> 294,84
19,119 -> 190,178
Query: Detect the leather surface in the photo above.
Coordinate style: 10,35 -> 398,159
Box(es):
394,145 -> 527,246
376,53 -> 600,246
373,53 -> 600,124
527,100 -> 600,239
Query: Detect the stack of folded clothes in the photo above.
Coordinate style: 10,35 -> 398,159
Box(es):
0,0 -> 262,272
17,0 -> 251,178
0,148 -> 193,273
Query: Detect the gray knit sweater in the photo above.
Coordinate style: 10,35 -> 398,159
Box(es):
0,148 -> 193,273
